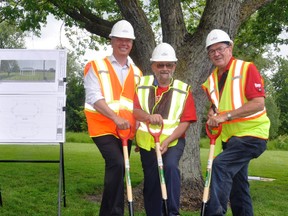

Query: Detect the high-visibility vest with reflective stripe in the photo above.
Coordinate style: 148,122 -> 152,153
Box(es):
84,57 -> 142,138
136,75 -> 190,151
202,59 -> 270,142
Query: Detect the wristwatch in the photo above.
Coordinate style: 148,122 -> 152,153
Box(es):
227,113 -> 232,121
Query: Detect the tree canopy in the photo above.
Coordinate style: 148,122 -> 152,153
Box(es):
2,0 -> 288,71
0,21 -> 26,48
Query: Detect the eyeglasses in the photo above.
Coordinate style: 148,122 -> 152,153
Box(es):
208,46 -> 230,57
156,63 -> 175,69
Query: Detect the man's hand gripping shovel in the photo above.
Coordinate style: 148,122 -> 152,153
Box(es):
146,121 -> 169,216
116,127 -> 134,216
200,123 -> 222,216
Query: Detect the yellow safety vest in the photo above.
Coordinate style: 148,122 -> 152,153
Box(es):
202,59 -> 270,144
136,75 -> 190,151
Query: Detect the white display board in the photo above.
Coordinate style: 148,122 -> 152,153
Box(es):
0,49 -> 67,143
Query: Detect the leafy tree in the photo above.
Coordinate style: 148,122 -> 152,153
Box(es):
0,21 -> 26,48
271,57 -> 288,135
0,22 -> 25,79
234,0 -> 288,61
65,49 -> 86,132
2,0 -> 287,209
265,95 -> 281,139
264,71 -> 281,139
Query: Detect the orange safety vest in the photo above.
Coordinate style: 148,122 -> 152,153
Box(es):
84,57 -> 142,139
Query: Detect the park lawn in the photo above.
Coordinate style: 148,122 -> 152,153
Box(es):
0,143 -> 287,216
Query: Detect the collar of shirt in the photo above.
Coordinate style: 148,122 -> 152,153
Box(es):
108,55 -> 133,68
217,57 -> 235,97
153,75 -> 172,96
217,56 -> 234,81
224,56 -> 235,71
108,55 -> 132,85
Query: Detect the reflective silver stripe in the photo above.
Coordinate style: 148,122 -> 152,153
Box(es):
232,60 -> 243,109
131,64 -> 142,85
120,96 -> 133,111
138,76 -> 154,113
168,80 -> 188,119
232,75 -> 242,80
244,109 -> 266,118
231,60 -> 266,118
85,101 -> 120,112
108,101 -> 120,111
95,59 -> 113,102
209,75 -> 219,108
138,87 -> 150,112
139,75 -> 154,86
138,119 -> 179,135
85,98 -> 133,113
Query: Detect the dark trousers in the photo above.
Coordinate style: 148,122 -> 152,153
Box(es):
92,135 -> 132,216
205,136 -> 267,216
140,138 -> 185,216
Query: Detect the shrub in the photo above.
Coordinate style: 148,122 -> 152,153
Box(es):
65,132 -> 93,143
268,135 -> 288,150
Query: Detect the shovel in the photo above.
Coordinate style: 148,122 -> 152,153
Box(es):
117,127 -> 134,216
146,121 -> 168,216
200,123 -> 222,216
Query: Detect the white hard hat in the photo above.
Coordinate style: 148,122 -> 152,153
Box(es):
109,20 -> 135,40
206,29 -> 233,48
150,43 -> 178,62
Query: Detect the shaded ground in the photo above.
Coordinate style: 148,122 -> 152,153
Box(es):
87,181 -> 203,212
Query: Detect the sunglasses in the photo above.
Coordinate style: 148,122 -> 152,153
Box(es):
156,63 -> 175,69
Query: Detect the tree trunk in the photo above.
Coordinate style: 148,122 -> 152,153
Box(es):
46,0 -> 274,209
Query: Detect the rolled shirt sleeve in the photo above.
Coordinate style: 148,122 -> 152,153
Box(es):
84,66 -> 104,106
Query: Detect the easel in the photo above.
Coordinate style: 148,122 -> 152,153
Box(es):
0,142 -> 66,216
0,49 -> 67,216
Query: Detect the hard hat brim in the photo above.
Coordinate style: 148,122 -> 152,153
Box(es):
109,34 -> 135,40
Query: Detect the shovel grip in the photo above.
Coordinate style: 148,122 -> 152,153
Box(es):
146,121 -> 164,143
205,124 -> 222,145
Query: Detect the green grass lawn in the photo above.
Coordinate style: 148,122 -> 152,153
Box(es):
0,143 -> 287,216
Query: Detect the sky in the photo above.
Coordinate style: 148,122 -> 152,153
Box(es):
24,15 -> 112,63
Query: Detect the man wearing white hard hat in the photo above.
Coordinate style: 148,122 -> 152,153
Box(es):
84,20 -> 142,216
202,29 -> 270,215
133,43 -> 197,216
